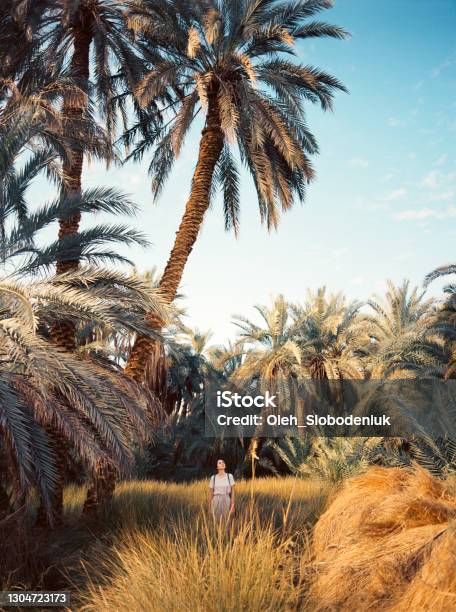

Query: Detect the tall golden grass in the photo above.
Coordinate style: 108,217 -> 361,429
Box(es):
311,465 -> 456,611
4,467 -> 456,611
69,477 -> 329,611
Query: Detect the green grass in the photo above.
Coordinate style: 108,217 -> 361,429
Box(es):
59,477 -> 329,611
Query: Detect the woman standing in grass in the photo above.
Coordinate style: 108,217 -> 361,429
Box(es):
208,459 -> 235,523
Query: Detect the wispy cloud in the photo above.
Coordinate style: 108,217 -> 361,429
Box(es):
331,247 -> 349,258
393,206 -> 456,221
431,55 -> 456,78
387,117 -> 405,128
347,157 -> 369,168
427,191 -> 454,202
380,188 -> 407,202
419,170 -> 455,189
433,154 -> 448,166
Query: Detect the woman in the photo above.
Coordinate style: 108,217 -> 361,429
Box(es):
208,459 -> 235,522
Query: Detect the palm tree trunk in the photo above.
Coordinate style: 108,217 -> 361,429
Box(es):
124,94 -> 224,383
50,10 -> 95,522
52,9 -> 92,351
82,461 -> 117,517
35,426 -> 68,528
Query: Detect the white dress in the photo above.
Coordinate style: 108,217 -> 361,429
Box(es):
209,473 -> 235,520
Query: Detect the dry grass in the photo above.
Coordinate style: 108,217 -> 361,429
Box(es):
77,519 -> 310,612
5,468 -> 456,611
311,465 -> 456,611
68,477 -> 329,611
102,476 -> 329,532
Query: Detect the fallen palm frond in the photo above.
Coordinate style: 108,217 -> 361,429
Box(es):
310,465 -> 456,611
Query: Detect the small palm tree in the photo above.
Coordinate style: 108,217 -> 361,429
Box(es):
424,265 -> 456,379
0,268 -> 170,525
124,0 -> 348,381
208,340 -> 245,378
233,295 -> 302,383
161,326 -> 214,416
272,436 -> 376,483
292,288 -> 367,379
366,280 -> 443,378
368,280 -> 434,341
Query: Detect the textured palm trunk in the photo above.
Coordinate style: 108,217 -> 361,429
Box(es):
82,461 -> 117,516
124,93 -> 224,383
52,9 -> 92,351
51,9 -> 96,522
35,427 -> 69,528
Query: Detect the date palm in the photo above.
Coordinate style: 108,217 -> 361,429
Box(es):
291,288 -> 368,380
424,265 -> 456,379
0,117 -> 150,278
0,268 -> 169,525
18,1 -> 144,352
366,280 -> 444,378
367,280 -> 434,342
233,295 -> 302,383
42,1 -> 143,268
0,119 -> 171,523
0,1 -> 48,82
124,0 -> 348,382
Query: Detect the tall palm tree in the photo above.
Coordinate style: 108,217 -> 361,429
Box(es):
14,1 -> 144,351
0,118 -> 150,278
42,1 -> 143,268
0,1 -> 48,82
124,0 -> 349,381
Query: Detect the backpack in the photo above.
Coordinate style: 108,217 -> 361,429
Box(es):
211,473 -> 234,494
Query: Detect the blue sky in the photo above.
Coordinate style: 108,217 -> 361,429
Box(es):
32,0 -> 456,343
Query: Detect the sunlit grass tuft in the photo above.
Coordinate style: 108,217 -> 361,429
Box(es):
78,518 -> 311,612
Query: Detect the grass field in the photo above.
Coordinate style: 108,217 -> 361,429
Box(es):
5,469 -> 456,611
59,477 -> 329,611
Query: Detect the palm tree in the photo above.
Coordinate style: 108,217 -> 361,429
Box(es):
163,327 -> 214,416
0,1 -> 47,82
271,436 -> 376,483
424,265 -> 456,379
0,268 -> 169,525
366,280 -> 444,378
208,340 -> 245,378
9,1 -> 145,352
124,0 -> 348,381
0,119 -> 171,522
367,280 -> 434,341
233,294 -> 302,383
0,118 -> 150,278
291,288 -> 368,380
41,1 -> 143,269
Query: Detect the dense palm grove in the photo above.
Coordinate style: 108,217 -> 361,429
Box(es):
0,0 -> 455,565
